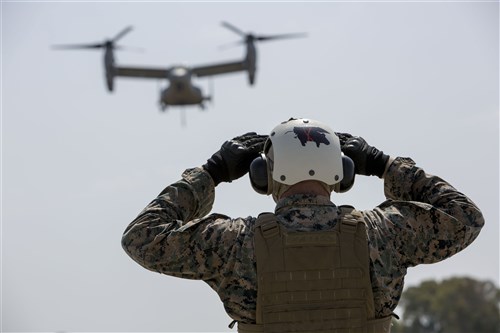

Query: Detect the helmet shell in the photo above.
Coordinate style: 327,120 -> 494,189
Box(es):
268,118 -> 343,186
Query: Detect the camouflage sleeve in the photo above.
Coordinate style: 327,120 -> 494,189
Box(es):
374,157 -> 484,267
121,167 -> 239,279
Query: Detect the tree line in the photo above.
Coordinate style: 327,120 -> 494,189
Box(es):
391,276 -> 499,333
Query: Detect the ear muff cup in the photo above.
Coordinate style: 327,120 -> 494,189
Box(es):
249,154 -> 269,194
335,156 -> 356,193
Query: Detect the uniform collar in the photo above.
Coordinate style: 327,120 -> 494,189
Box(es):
275,194 -> 336,214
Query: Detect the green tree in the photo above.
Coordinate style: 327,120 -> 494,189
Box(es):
397,277 -> 500,333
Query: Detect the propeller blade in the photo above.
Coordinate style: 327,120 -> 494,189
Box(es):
114,45 -> 145,52
256,32 -> 308,42
51,43 -> 104,50
112,26 -> 133,43
52,26 -> 137,55
220,21 -> 307,46
218,40 -> 245,50
221,21 -> 246,37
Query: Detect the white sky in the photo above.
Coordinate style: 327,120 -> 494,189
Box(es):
2,1 -> 498,332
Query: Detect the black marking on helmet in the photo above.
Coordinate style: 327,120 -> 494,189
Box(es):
286,127 -> 331,147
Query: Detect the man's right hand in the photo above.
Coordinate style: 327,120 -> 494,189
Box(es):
341,136 -> 390,178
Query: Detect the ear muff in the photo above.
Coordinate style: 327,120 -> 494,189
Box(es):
249,154 -> 269,194
251,153 -> 355,195
334,155 -> 356,193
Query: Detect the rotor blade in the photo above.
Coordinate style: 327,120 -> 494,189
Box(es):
114,45 -> 145,52
218,40 -> 245,50
112,26 -> 133,43
51,43 -> 104,50
221,21 -> 246,37
256,32 -> 308,42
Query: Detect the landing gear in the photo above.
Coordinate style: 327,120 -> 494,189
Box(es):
159,101 -> 167,112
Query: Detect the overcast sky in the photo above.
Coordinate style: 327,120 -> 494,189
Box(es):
2,1 -> 498,332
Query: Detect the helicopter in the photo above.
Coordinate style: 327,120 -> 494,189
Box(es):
52,22 -> 307,110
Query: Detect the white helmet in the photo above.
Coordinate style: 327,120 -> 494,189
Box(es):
269,118 -> 344,185
249,118 -> 354,199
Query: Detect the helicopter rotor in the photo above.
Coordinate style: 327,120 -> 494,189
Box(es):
51,26 -> 134,51
220,21 -> 307,46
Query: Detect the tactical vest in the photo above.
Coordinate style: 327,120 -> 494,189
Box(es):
237,207 -> 392,333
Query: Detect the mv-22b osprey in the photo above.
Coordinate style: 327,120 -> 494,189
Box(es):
53,22 -> 306,110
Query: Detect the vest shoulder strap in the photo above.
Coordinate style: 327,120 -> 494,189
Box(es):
338,205 -> 375,320
338,205 -> 365,234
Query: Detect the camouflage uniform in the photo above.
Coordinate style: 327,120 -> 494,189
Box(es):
122,157 -> 484,323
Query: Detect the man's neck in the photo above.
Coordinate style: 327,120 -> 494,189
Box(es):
280,180 -> 331,199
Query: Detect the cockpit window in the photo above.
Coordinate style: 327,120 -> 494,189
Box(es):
172,67 -> 188,77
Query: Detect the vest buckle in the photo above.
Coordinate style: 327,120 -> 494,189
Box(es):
341,218 -> 358,234
261,221 -> 279,239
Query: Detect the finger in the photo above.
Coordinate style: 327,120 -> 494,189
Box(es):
335,132 -> 353,146
241,135 -> 268,146
242,133 -> 267,140
246,142 -> 266,153
232,132 -> 259,140
248,136 -> 268,146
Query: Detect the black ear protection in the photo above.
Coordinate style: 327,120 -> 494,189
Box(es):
334,155 -> 355,193
249,153 -> 356,194
249,154 -> 270,194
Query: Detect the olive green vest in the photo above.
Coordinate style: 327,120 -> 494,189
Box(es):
237,207 -> 392,333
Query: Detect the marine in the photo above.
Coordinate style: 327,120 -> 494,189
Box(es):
122,118 -> 484,332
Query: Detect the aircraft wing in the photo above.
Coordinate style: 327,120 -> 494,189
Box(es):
114,66 -> 170,79
192,61 -> 247,77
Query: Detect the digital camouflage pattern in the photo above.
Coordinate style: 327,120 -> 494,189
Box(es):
122,157 -> 484,323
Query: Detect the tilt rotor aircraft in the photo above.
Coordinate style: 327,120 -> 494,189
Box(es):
53,22 -> 307,111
